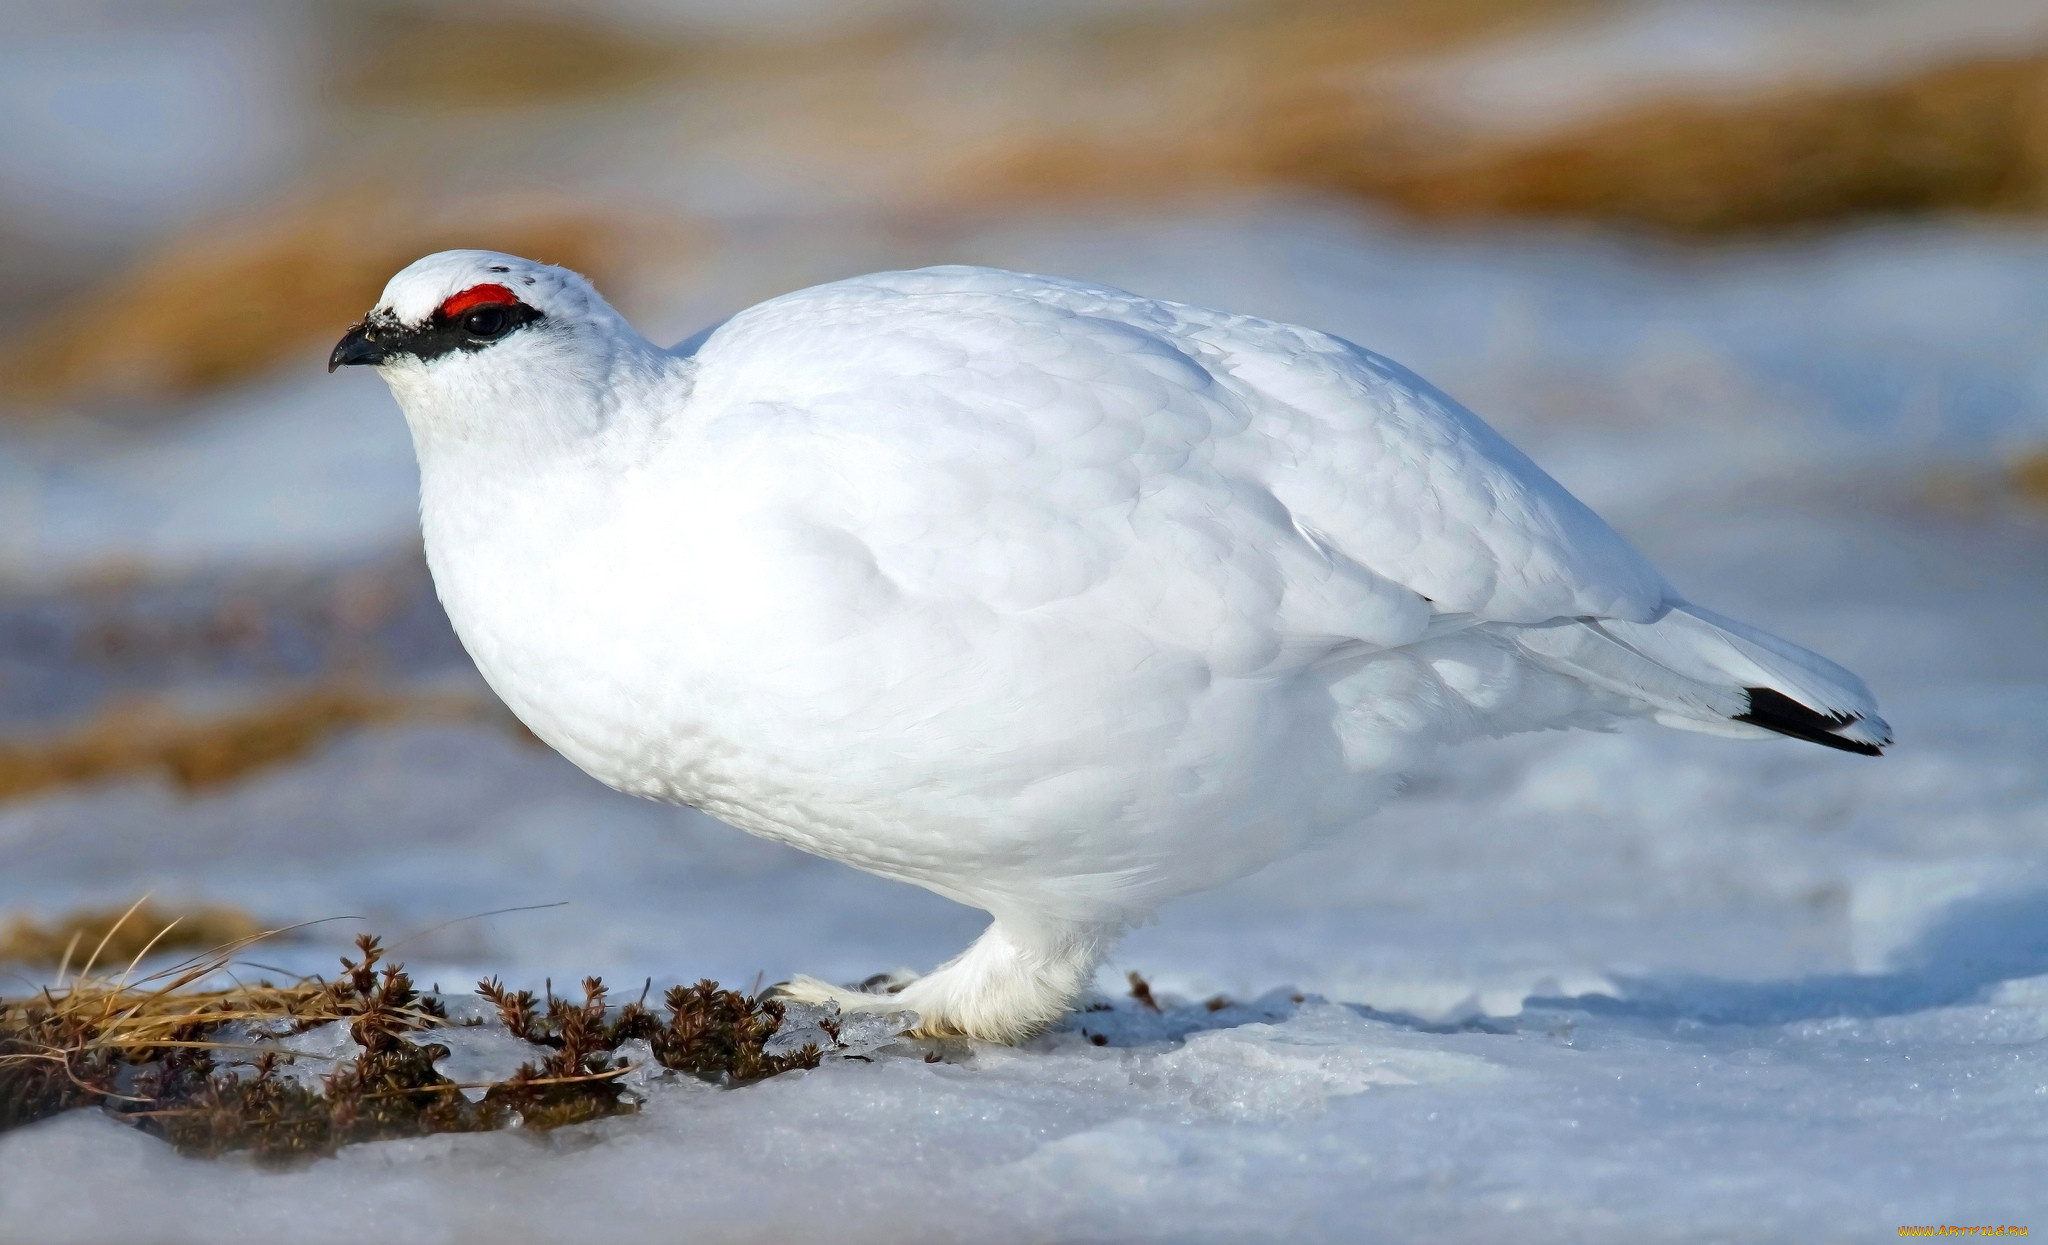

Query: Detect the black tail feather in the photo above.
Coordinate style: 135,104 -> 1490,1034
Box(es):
1735,687 -> 1884,756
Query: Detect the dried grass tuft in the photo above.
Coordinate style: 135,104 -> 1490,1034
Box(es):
0,685 -> 508,805
0,901 -> 264,969
0,909 -> 820,1162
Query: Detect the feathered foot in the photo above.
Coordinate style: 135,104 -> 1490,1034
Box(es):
768,917 -> 1116,1044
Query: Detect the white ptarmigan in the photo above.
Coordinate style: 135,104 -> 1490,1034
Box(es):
332,250 -> 1890,1042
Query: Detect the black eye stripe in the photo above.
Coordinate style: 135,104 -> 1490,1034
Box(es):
362,300 -> 544,364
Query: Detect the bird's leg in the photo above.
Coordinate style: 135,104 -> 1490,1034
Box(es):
770,917 -> 1118,1044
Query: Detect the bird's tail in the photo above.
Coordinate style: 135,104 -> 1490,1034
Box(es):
1512,602 -> 1890,756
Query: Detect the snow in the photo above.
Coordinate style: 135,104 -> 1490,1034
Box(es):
3,204 -> 2046,1239
6,989 -> 2044,1240
0,367 -> 417,583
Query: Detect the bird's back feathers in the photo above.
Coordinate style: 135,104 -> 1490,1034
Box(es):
680,265 -> 1884,761
699,265 -> 1673,621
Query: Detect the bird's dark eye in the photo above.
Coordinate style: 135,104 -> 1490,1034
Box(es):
462,305 -> 511,338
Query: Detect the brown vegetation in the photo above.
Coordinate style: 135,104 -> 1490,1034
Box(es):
0,913 -> 820,1162
1126,970 -> 1162,1013
1076,0 -> 1591,81
955,9 -> 2048,234
1322,52 -> 2048,234
0,195 -> 656,412
327,0 -> 932,110
333,4 -> 684,109
943,0 -> 1587,203
0,685 -> 508,804
2008,449 -> 2048,508
0,901 -> 263,969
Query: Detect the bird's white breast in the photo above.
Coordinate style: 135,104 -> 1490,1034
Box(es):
414,267 -> 1668,921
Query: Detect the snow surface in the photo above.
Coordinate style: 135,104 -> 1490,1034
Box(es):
3,205 -> 2047,1240
0,367 -> 418,583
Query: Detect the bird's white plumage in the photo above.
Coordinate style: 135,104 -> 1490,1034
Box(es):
352,251 -> 1889,1041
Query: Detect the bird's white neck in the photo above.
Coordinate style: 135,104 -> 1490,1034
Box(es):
389,331 -> 683,466
388,333 -> 695,617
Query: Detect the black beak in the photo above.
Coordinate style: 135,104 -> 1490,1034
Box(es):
329,323 -> 387,372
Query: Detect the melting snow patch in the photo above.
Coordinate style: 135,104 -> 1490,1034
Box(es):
1130,1003 -> 1502,1121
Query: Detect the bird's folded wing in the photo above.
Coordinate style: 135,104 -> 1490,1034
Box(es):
694,267 -> 1674,661
823,268 -> 1672,626
1173,318 -> 1673,626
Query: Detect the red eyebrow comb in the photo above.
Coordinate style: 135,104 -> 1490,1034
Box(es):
438,283 -> 519,319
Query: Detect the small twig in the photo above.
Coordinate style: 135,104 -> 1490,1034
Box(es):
360,1064 -> 636,1099
384,902 -> 569,954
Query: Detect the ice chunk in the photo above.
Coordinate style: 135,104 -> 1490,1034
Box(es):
427,1021 -> 546,1098
260,1020 -> 358,1091
608,1038 -> 665,1093
762,999 -> 838,1059
763,1000 -> 920,1060
829,1008 -> 921,1058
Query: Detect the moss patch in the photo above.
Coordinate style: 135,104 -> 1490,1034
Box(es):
1,921 -> 821,1165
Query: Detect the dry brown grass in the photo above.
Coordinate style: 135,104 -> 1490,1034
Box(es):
0,194 -> 667,412
2008,449 -> 2048,508
1325,52 -> 2048,234
1078,0 -> 1591,79
944,0 -> 1590,201
0,901 -> 264,969
1,906 -> 820,1160
955,10 -> 2048,235
327,0 -> 931,110
334,3 -> 684,109
1915,451 -> 2048,518
0,685 -> 507,804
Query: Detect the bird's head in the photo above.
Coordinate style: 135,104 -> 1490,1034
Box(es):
331,250 -> 650,451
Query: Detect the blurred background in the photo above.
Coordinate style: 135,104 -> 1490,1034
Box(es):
2,0 -> 2047,1011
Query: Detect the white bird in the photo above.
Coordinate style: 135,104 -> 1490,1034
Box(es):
332,251 -> 1889,1042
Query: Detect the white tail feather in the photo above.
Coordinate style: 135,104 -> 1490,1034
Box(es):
1601,603 -> 1878,721
1513,602 -> 1891,753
